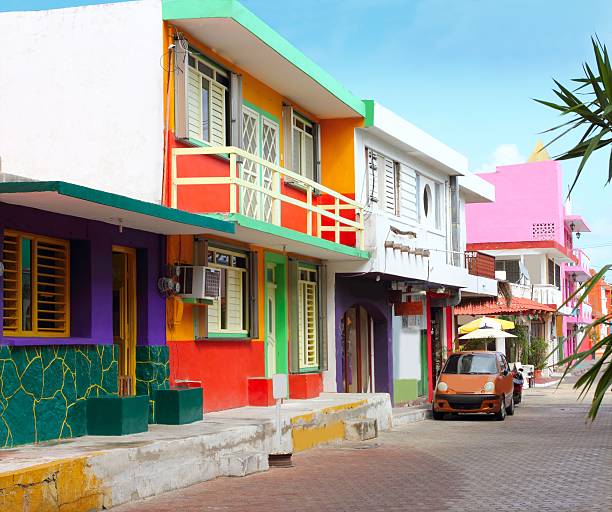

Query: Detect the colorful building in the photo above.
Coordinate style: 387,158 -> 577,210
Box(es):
463,143 -> 592,364
587,270 -> 611,357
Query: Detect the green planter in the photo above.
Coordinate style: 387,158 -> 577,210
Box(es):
86,395 -> 149,436
154,387 -> 203,425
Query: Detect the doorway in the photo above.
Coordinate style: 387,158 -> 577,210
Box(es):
430,307 -> 444,385
112,246 -> 137,396
342,305 -> 374,393
264,253 -> 288,377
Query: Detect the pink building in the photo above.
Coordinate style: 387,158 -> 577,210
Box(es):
464,145 -> 591,362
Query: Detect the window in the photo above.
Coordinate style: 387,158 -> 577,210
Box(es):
366,148 -> 400,215
423,184 -> 431,218
297,266 -> 318,369
418,175 -> 442,229
187,53 -> 228,146
495,259 -> 521,283
548,258 -> 561,288
206,247 -> 249,335
2,230 -> 70,337
292,114 -> 315,181
443,353 -> 498,375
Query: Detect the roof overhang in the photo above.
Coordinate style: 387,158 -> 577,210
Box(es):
362,100 -> 468,176
468,241 -> 575,263
0,181 -> 234,235
209,213 -> 369,261
565,215 -> 591,233
163,0 -> 364,119
459,172 -> 495,203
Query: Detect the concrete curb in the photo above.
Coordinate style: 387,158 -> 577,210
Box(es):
392,405 -> 431,427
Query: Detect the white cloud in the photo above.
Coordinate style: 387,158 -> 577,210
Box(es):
474,144 -> 525,173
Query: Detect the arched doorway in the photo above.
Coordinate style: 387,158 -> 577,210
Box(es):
341,305 -> 374,393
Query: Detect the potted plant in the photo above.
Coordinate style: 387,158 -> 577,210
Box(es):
528,337 -> 548,379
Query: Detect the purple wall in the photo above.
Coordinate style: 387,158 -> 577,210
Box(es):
334,275 -> 393,398
0,203 -> 165,346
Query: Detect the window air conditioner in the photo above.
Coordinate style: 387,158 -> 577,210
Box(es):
176,266 -> 222,300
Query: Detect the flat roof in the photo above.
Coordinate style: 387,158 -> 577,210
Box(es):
0,181 -> 235,235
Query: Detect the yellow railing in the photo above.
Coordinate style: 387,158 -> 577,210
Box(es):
171,146 -> 365,249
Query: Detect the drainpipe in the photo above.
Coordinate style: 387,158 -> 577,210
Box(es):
450,176 -> 461,267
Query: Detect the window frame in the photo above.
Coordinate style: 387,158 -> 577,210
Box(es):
292,112 -> 315,181
297,264 -> 319,370
2,229 -> 70,338
366,148 -> 400,216
187,52 -> 230,146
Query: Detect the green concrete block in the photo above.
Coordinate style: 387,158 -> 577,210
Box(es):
393,379 -> 419,404
135,346 -> 169,423
87,395 -> 149,436
154,387 -> 203,425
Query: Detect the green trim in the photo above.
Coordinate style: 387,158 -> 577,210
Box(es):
393,379 -> 419,403
264,252 -> 288,376
363,99 -> 375,127
205,332 -> 250,339
0,181 -> 235,234
181,297 -> 214,306
162,0 -> 366,117
208,213 -> 370,260
243,100 -> 279,125
296,261 -> 317,271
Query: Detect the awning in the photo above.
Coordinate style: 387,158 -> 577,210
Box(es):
0,181 -> 234,235
454,296 -> 556,316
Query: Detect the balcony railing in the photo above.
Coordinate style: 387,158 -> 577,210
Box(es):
170,146 -> 365,249
464,251 -> 495,279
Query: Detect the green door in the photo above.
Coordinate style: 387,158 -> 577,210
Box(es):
418,329 -> 428,397
264,253 -> 288,376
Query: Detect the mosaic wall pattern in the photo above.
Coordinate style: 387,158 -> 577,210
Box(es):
0,344 -> 118,448
135,345 -> 169,423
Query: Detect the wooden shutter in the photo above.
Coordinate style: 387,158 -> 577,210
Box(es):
367,148 -> 379,205
312,123 -> 321,183
225,268 -> 243,331
382,157 -> 398,215
230,72 -> 243,148
186,65 -> 202,141
288,258 -> 300,373
298,268 -> 318,369
35,238 -> 69,335
282,105 -> 294,171
248,251 -> 259,339
173,40 -> 189,140
2,233 -> 18,334
317,264 -> 328,371
210,81 -> 226,146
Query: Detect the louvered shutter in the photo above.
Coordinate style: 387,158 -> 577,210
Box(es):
2,233 -> 18,334
230,72 -> 243,148
288,258 -> 300,373
35,239 -> 69,335
367,148 -> 378,205
225,268 -> 243,331
186,66 -> 202,141
282,105 -> 294,170
173,41 -> 189,140
382,157 -> 397,215
210,81 -> 226,146
248,251 -> 259,339
312,123 -> 321,183
317,264 -> 328,371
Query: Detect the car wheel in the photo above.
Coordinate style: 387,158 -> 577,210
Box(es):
514,392 -> 522,405
432,407 -> 445,420
495,395 -> 506,421
506,395 -> 515,416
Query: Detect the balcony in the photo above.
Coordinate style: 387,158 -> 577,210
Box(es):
564,248 -> 591,282
170,146 -> 365,252
567,299 -> 593,324
510,283 -> 566,311
464,251 -> 495,279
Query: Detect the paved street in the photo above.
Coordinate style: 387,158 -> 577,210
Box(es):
117,382 -> 612,512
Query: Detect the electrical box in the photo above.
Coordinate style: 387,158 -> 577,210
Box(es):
176,266 -> 222,300
272,374 -> 289,400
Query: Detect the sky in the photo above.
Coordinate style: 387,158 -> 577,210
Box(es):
241,0 -> 612,270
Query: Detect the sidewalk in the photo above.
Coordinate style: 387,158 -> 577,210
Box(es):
0,393 -> 391,511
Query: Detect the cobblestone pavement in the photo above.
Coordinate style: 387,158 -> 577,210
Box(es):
116,382 -> 612,512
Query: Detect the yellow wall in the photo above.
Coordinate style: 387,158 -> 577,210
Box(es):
163,22 -> 360,196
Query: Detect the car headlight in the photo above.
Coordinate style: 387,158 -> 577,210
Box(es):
483,381 -> 495,393
437,381 -> 448,392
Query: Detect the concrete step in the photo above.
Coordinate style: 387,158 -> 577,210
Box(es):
344,418 -> 378,441
392,404 -> 431,427
221,451 -> 269,477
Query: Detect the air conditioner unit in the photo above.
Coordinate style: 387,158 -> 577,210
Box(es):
176,266 -> 222,300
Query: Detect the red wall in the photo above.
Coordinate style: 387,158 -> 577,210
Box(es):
168,340 -> 265,412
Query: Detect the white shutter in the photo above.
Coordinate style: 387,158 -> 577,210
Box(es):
208,298 -> 221,332
382,157 -> 397,215
187,69 -> 202,141
399,164 -> 418,222
367,148 -> 378,205
225,268 -> 243,331
210,81 -> 226,146
304,132 -> 314,181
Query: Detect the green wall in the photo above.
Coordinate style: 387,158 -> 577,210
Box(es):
0,345 -> 118,448
393,379 -> 419,404
135,345 -> 170,423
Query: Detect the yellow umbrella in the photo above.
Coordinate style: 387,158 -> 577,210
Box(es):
458,316 -> 515,334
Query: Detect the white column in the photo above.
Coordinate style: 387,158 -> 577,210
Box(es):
495,338 -> 506,355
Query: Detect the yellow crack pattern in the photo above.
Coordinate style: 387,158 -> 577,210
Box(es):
0,344 -> 118,447
135,346 -> 170,423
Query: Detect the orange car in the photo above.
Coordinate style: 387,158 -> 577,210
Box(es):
433,351 -> 515,421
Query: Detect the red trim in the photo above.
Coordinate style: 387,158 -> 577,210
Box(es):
467,240 -> 576,262
426,297 -> 433,402
446,307 -> 454,353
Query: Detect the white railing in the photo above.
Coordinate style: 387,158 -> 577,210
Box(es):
170,146 -> 365,249
510,283 -> 563,307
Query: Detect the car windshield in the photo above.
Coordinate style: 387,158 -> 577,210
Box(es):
443,354 -> 498,375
